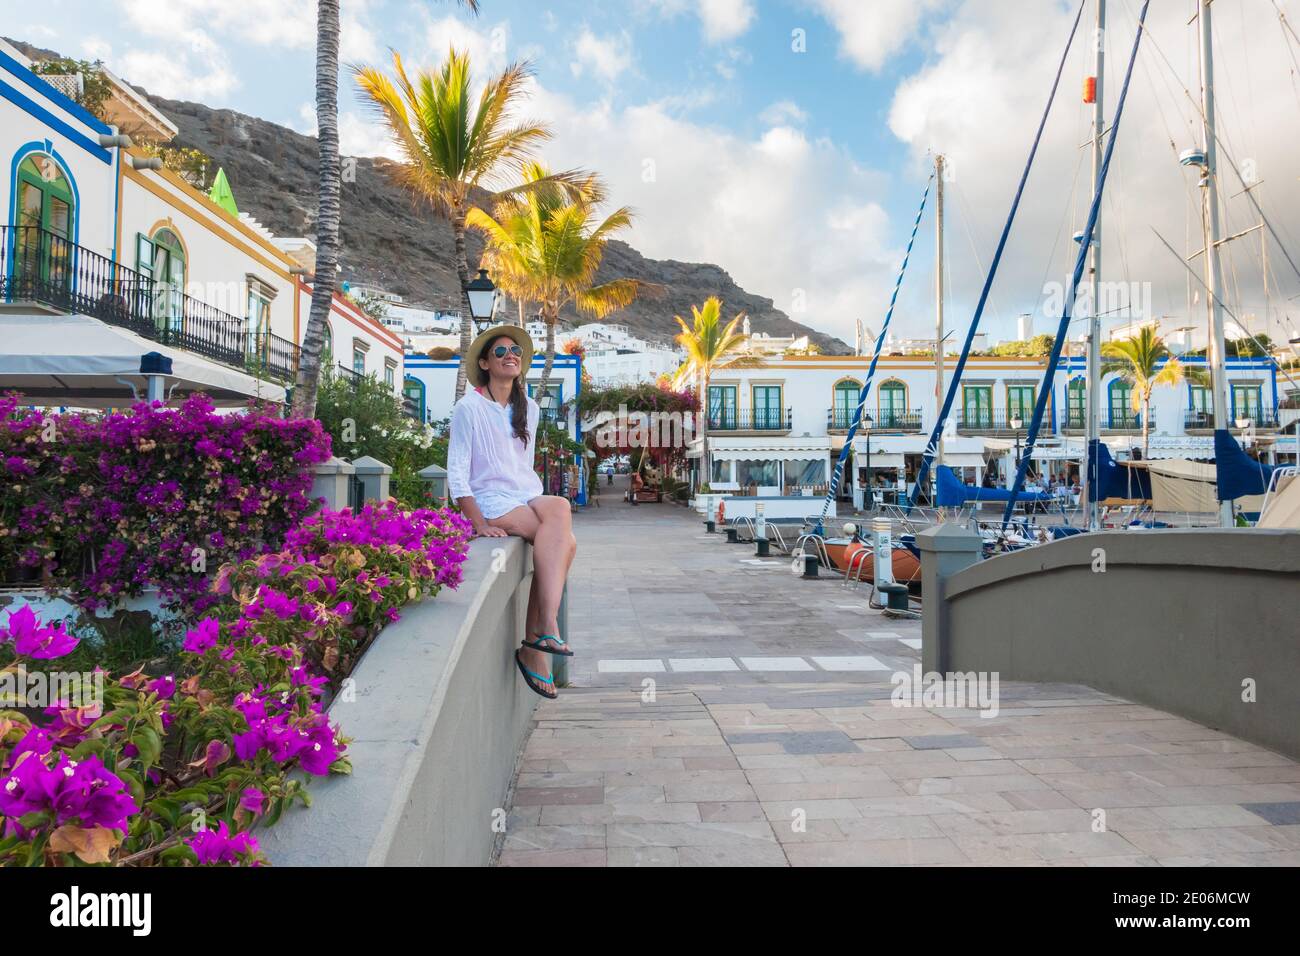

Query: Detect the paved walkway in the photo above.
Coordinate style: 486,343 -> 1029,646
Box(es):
495,486 -> 1300,867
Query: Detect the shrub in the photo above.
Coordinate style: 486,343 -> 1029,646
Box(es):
0,502 -> 472,866
0,395 -> 332,613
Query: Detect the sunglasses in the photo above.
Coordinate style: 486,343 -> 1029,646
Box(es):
491,344 -> 523,358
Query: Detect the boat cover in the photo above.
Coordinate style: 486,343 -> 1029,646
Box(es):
936,465 -> 1053,507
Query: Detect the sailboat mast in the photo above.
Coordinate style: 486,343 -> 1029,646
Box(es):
935,153 -> 945,476
1085,0 -> 1105,530
1198,0 -> 1233,527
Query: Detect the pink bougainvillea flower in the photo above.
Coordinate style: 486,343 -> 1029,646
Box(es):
145,675 -> 175,700
3,606 -> 79,659
187,820 -> 261,866
239,787 -> 266,815
182,617 -> 221,655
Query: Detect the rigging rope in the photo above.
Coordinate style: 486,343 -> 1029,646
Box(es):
813,171 -> 935,533
905,0 -> 1087,513
1002,0 -> 1154,530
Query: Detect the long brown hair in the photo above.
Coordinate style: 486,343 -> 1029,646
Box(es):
476,339 -> 530,444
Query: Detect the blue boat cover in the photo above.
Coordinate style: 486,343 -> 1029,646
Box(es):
1092,442 -> 1152,500
936,466 -> 1053,507
1214,428 -> 1276,501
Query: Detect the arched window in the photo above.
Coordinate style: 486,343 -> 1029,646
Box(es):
403,376 -> 425,422
879,380 -> 907,428
832,380 -> 861,429
1108,378 -> 1136,428
14,153 -> 75,295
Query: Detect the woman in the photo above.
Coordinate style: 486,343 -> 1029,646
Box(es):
447,326 -> 578,700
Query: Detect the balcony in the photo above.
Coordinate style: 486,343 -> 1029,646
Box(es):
707,408 -> 792,434
955,410 -> 1040,434
827,407 -> 923,432
1,224 -> 299,383
1184,408 -> 1280,431
1059,410 -> 1142,432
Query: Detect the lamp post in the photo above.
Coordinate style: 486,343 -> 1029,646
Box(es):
463,268 -> 498,332
1010,416 -> 1024,478
862,412 -> 874,512
539,392 -> 558,494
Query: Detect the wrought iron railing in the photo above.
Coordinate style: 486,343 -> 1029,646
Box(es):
1184,408 -> 1280,429
1,224 -> 299,383
707,408 -> 792,431
829,407 -> 923,431
956,409 -> 1037,431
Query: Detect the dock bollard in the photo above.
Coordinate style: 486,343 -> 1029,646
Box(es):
801,553 -> 819,578
705,520 -> 715,533
725,527 -> 739,543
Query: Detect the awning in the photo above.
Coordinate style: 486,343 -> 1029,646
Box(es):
940,452 -> 986,468
0,313 -> 287,407
708,437 -> 831,463
861,453 -> 904,469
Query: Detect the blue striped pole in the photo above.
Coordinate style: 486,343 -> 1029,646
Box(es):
814,173 -> 935,535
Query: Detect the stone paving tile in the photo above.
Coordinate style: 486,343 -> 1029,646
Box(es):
539,803 -> 702,825
785,837 -> 969,866
1240,801 -> 1300,825
605,822 -> 778,848
503,825 -> 605,851
512,786 -> 605,807
607,846 -> 680,867
677,844 -> 790,866
498,848 -> 607,867
698,801 -> 767,822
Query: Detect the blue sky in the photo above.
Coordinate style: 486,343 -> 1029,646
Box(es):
11,1 -> 1300,348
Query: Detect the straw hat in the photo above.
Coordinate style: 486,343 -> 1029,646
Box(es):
465,324 -> 535,380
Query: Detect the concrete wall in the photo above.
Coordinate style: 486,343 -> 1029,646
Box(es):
264,536 -> 537,866
927,528 -> 1300,759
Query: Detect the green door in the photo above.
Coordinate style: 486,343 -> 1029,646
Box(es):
1006,385 -> 1035,426
963,386 -> 992,428
1231,385 -> 1261,425
15,155 -> 75,298
708,385 -> 736,430
880,381 -> 907,427
752,385 -> 781,429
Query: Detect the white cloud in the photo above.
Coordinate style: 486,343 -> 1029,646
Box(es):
760,99 -> 808,127
698,0 -> 756,43
639,0 -> 756,44
570,28 -> 633,83
810,0 -> 945,72
524,82 -> 897,344
118,0 -> 316,49
119,34 -> 236,101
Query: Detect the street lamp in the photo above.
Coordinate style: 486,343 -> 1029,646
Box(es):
1010,416 -> 1024,476
463,268 -> 498,333
539,392 -> 558,492
861,412 -> 874,511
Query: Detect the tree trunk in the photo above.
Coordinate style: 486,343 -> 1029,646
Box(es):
537,303 -> 557,392
1142,393 -> 1151,459
290,0 -> 341,420
699,367 -> 710,489
453,207 -> 474,401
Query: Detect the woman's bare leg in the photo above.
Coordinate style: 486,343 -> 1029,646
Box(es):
487,505 -> 555,689
524,496 -> 578,646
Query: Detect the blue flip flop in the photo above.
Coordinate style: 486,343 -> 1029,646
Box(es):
522,632 -> 574,657
515,649 -> 558,699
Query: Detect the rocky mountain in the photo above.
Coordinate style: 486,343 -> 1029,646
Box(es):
150,95 -> 850,353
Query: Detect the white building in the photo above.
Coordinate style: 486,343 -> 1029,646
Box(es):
688,351 -> 1285,507
0,42 -> 403,408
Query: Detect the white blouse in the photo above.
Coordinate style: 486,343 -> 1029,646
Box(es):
446,387 -> 543,517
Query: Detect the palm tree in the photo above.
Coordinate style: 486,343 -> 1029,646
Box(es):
355,48 -> 569,400
672,297 -> 747,487
291,0 -> 482,418
1101,326 -> 1206,458
467,162 -> 643,392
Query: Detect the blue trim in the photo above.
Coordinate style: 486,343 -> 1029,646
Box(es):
0,49 -> 114,136
0,74 -> 111,165
6,141 -> 82,297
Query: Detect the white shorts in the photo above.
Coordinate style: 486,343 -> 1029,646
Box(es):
477,491 -> 541,521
